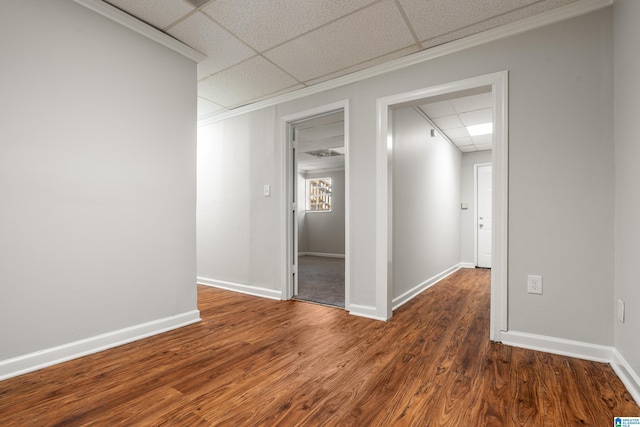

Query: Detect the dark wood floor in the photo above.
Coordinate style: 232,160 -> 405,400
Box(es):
1,269 -> 638,426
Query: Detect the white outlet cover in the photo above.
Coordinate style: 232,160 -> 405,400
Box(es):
527,275 -> 543,295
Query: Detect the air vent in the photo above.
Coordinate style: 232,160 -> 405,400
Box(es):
306,149 -> 341,158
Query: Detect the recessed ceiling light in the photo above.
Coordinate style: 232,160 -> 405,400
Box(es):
466,122 -> 493,136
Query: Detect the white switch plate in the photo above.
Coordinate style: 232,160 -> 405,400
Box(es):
527,275 -> 542,295
618,299 -> 625,323
263,184 -> 270,197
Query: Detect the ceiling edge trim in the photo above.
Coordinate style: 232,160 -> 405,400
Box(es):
198,0 -> 611,126
73,0 -> 206,63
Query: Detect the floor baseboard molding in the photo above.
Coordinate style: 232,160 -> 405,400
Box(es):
349,303 -> 387,321
0,310 -> 201,381
299,252 -> 345,259
392,264 -> 461,311
611,349 -> 640,406
502,330 -> 640,406
500,330 -> 614,363
460,262 -> 476,269
197,277 -> 282,300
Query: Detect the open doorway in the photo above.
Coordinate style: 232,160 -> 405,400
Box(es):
283,101 -> 349,309
412,88 -> 494,271
390,87 -> 494,309
376,72 -> 507,340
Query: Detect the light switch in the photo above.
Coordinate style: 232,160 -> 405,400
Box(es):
263,184 -> 270,197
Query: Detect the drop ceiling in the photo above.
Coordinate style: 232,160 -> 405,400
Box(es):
294,111 -> 345,172
418,87 -> 493,152
104,0 -> 580,119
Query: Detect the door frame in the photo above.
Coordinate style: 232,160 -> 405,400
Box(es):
376,71 -> 508,341
474,162 -> 492,268
281,100 -> 350,308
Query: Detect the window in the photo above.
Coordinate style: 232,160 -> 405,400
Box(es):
307,178 -> 332,212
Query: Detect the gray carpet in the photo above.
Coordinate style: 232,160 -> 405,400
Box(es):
295,255 -> 345,308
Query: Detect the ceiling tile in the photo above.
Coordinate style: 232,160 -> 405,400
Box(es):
298,154 -> 344,171
458,108 -> 493,127
471,134 -> 493,146
419,101 -> 456,119
197,97 -> 225,118
198,56 -> 301,108
451,136 -> 473,147
474,142 -> 493,151
168,12 -> 255,78
249,82 -> 306,106
459,145 -> 477,153
264,0 -> 417,82
105,0 -> 194,30
304,46 -> 420,86
296,136 -> 344,153
432,115 -> 464,130
296,141 -> 322,154
203,0 -> 378,52
297,122 -> 344,142
420,0 -> 577,48
185,0 -> 209,7
444,128 -> 470,139
316,136 -> 345,149
398,0 -> 538,42
450,92 -> 492,113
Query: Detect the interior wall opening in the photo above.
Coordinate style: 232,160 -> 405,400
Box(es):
391,87 -> 493,310
376,71 -> 507,340
285,105 -> 349,309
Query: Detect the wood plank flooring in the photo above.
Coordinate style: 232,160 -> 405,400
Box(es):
1,268 -> 638,425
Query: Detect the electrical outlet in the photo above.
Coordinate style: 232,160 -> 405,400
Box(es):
618,299 -> 625,323
527,275 -> 543,295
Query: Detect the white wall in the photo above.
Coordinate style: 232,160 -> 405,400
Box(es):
505,8 -> 613,345
460,151 -> 492,265
613,0 -> 640,386
299,170 -> 346,256
197,108 -> 281,294
198,8 -> 615,345
392,107 -> 461,299
0,0 -> 198,365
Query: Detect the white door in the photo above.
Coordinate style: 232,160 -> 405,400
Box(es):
476,164 -> 492,268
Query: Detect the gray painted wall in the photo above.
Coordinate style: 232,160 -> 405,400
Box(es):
460,151 -> 492,265
0,0 -> 198,361
392,107 -> 461,298
197,108 -> 280,289
299,170 -> 346,256
197,8 -> 616,345
614,0 -> 640,380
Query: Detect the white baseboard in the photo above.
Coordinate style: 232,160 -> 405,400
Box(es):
611,349 -> 640,407
460,262 -> 476,269
0,310 -> 201,381
197,277 -> 282,300
348,303 -> 387,321
501,331 -> 640,406
500,330 -> 614,363
392,264 -> 461,311
298,252 -> 345,259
